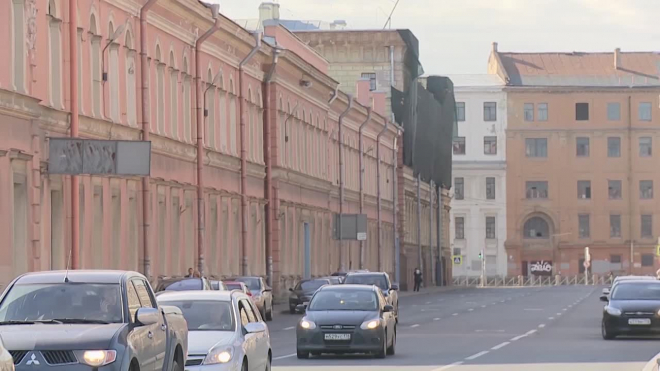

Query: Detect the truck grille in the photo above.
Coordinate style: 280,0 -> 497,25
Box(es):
9,351 -> 27,365
43,350 -> 77,365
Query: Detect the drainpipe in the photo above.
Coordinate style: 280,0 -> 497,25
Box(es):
69,0 -> 79,269
337,95 -> 353,272
358,108 -> 372,270
417,174 -> 423,281
139,0 -> 161,279
194,5 -> 221,276
389,46 -> 395,87
263,48 -> 281,287
429,180 -> 434,285
392,133 -> 400,284
627,95 -> 633,274
239,33 -> 262,275
376,119 -> 389,272
436,186 -> 442,285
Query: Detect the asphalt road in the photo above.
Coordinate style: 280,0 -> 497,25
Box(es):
267,286 -> 660,371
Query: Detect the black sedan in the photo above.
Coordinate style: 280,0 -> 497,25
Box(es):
601,279 -> 660,339
289,278 -> 332,314
296,284 -> 396,359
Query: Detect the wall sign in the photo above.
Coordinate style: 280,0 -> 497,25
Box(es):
530,260 -> 553,276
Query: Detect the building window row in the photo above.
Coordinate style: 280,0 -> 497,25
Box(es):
524,136 -> 655,158
453,216 -> 497,240
454,102 -> 497,122
574,102 -> 652,122
452,136 -> 499,155
525,179 -> 654,200
453,176 -> 497,201
580,213 -> 654,240
524,103 -> 548,122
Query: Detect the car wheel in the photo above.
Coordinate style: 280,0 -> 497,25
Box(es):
375,331 -> 387,359
173,357 -> 184,371
242,361 -> 248,371
602,320 -> 616,340
265,355 -> 272,371
297,349 -> 309,359
266,302 -> 274,321
311,351 -> 321,357
387,328 -> 396,355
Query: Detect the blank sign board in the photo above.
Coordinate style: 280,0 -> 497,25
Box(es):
333,214 -> 368,241
48,138 -> 151,176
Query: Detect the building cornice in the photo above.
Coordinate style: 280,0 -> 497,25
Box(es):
504,86 -> 660,93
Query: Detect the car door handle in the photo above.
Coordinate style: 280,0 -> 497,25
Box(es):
147,331 -> 153,339
161,324 -> 167,331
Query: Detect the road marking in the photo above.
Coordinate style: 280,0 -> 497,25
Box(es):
481,305 -> 487,308
525,329 -> 538,336
524,308 -> 543,311
465,351 -> 489,360
433,361 -> 464,371
556,312 -> 562,316
426,301 -> 432,304
538,324 -> 546,328
452,313 -> 459,316
548,317 -> 554,320
273,353 -> 297,361
284,326 -> 295,331
411,324 -> 420,328
434,317 -> 441,321
492,302 -> 498,305
491,341 -> 510,350
562,308 -> 567,311
511,334 -> 527,341
468,308 -> 474,311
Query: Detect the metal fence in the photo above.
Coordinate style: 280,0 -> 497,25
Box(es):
452,274 -> 617,287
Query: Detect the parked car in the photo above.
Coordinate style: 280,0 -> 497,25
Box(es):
155,276 -> 213,295
343,272 -> 399,323
0,336 -> 13,371
601,279 -> 660,339
289,278 -> 332,314
157,290 -> 272,371
210,280 -> 229,291
319,276 -> 343,285
296,284 -> 396,359
227,277 -> 274,321
0,270 -> 188,370
330,270 -> 370,283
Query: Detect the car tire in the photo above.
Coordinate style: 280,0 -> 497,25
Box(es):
602,320 -> 616,340
297,349 -> 309,359
266,302 -> 274,321
311,351 -> 321,357
173,357 -> 184,371
387,328 -> 396,355
265,355 -> 272,371
375,331 -> 387,359
242,362 -> 248,371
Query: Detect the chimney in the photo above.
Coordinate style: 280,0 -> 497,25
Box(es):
330,20 -> 347,30
492,42 -> 498,53
614,48 -> 621,69
258,2 -> 280,22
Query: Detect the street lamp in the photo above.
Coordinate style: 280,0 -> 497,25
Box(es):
102,20 -> 128,82
203,70 -> 223,118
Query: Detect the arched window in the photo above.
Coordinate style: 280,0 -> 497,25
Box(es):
169,51 -> 178,138
48,0 -> 62,108
89,14 -> 101,117
257,90 -> 263,163
182,57 -> 191,142
12,0 -> 26,92
125,31 -> 137,126
77,23 -> 83,113
278,97 -> 285,165
218,73 -> 226,151
108,21 -> 120,121
523,217 -> 550,239
206,69 -> 215,148
155,45 -> 165,134
229,77 -> 237,155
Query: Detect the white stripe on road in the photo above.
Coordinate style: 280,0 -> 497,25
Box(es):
548,317 -> 554,320
452,313 -> 459,316
525,329 -> 538,336
284,326 -> 295,331
538,324 -> 546,328
481,305 -> 487,308
510,334 -> 527,341
411,324 -> 420,328
491,341 -> 510,350
468,308 -> 474,311
465,351 -> 489,360
433,361 -> 464,371
434,317 -> 441,321
273,353 -> 297,361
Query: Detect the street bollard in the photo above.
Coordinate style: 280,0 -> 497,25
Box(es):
554,275 -> 560,286
518,275 -> 523,286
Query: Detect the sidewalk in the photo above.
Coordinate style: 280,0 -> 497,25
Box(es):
398,285 -> 461,298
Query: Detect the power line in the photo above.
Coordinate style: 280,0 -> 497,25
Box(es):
383,0 -> 401,29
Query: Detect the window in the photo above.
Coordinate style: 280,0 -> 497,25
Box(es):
126,281 -> 141,323
484,136 -> 497,155
453,137 -> 465,155
576,137 -> 590,157
642,254 -> 654,267
608,137 -> 621,157
454,177 -> 464,200
486,216 -> 496,239
608,180 -> 622,199
241,299 -> 259,322
526,181 -> 548,199
484,102 -> 497,121
640,180 -> 653,199
456,102 -> 465,121
486,177 -> 495,200
641,214 -> 653,238
361,73 -> 376,91
156,45 -> 165,134
89,15 -> 101,118
639,102 -> 652,121
455,217 -> 465,239
577,180 -> 591,199
524,103 -> 534,121
12,0 -> 26,92
169,52 -> 178,138
610,214 -> 621,238
607,103 -> 621,121
524,217 -> 549,239
578,214 -> 590,238
525,138 -> 547,157
238,302 -> 249,327
575,103 -> 589,120
133,280 -> 155,308
205,70 -> 215,148
639,137 -> 652,157
611,255 -> 622,264
125,32 -> 137,126
108,22 -> 119,121
537,103 -> 548,121
48,0 -> 62,108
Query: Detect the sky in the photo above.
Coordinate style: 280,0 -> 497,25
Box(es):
212,0 -> 660,75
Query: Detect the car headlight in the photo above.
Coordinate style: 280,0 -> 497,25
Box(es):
360,319 -> 380,330
300,318 -> 316,330
606,306 -> 622,316
204,346 -> 234,365
80,350 -> 117,367
656,308 -> 660,316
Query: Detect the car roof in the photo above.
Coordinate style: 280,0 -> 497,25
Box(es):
319,284 -> 378,292
344,272 -> 387,277
14,270 -> 139,284
155,290 -> 240,302
614,279 -> 660,285
615,275 -> 654,280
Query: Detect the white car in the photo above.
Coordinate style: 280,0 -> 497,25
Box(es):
0,336 -> 13,371
157,290 -> 271,371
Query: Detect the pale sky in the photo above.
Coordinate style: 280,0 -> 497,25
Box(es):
213,0 -> 660,75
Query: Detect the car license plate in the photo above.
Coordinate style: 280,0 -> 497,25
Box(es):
629,318 -> 651,325
324,333 -> 351,341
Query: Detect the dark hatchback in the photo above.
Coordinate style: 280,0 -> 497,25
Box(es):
154,276 -> 212,295
296,284 -> 396,359
289,278 -> 332,313
601,280 -> 660,339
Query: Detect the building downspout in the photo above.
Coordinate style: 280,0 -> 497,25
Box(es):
358,108 -> 372,270
337,95 -> 353,272
69,0 -> 80,269
436,186 -> 442,285
429,180 -> 434,285
263,49 -> 280,287
389,46 -> 395,87
139,0 -> 160,279
239,33 -> 262,275
376,119 -> 389,272
392,134 -> 400,284
194,7 -> 221,276
417,174 -> 423,281
627,95 -> 633,274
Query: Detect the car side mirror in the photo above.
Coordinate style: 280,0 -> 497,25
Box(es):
295,304 -> 307,313
600,295 -> 609,302
390,284 -> 399,291
602,288 -> 610,296
383,305 -> 394,313
136,307 -> 159,326
244,322 -> 267,334
289,288 -> 294,292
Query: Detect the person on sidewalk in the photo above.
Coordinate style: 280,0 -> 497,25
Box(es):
185,268 -> 194,278
413,268 -> 423,292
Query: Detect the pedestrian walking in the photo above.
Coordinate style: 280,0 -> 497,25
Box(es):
413,268 -> 423,292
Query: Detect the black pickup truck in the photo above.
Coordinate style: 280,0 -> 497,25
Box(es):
0,270 -> 188,371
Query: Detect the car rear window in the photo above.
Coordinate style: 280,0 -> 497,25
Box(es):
156,279 -> 202,292
296,280 -> 328,291
344,275 -> 388,290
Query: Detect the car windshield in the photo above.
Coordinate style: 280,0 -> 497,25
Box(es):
611,283 -> 660,300
159,300 -> 235,331
226,283 -> 243,291
308,290 -> 378,311
296,280 -> 328,292
344,275 -> 389,290
156,279 -> 203,292
0,283 -> 122,323
234,278 -> 261,291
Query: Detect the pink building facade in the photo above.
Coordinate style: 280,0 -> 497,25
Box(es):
0,0 -> 397,294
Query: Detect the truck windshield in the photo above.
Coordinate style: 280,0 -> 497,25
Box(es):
0,283 -> 123,323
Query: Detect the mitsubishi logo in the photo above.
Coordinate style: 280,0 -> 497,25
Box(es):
26,353 -> 40,366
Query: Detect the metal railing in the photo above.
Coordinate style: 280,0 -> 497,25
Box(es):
452,274 -> 616,287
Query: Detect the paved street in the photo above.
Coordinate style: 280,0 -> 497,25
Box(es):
268,286 -> 660,371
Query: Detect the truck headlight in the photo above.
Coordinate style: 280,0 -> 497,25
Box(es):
80,350 -> 117,367
204,346 -> 234,365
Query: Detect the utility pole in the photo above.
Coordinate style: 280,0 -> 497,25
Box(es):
480,250 -> 485,287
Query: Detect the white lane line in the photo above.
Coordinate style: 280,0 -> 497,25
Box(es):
468,308 -> 474,311
562,308 -> 567,311
434,317 -> 441,321
525,329 -> 538,336
273,353 -> 297,361
491,341 -> 510,350
283,326 -> 295,331
538,324 -> 546,328
524,308 -> 543,311
433,361 -> 464,371
452,313 -> 459,316
510,334 -> 527,341
556,312 -> 562,316
481,305 -> 487,308
411,324 -> 420,328
492,302 -> 498,305
465,351 -> 489,360
548,317 -> 554,320
426,301 -> 432,304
